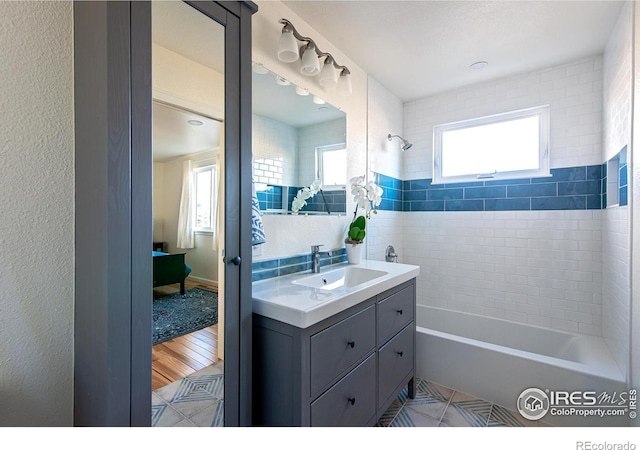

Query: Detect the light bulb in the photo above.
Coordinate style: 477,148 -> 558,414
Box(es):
318,59 -> 337,88
336,71 -> 352,96
277,28 -> 299,63
300,43 -> 320,76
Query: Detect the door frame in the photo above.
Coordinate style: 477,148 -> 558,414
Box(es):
73,0 -> 256,426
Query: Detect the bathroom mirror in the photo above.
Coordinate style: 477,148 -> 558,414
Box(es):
252,64 -> 347,215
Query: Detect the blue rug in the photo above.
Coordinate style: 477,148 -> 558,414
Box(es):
153,287 -> 218,345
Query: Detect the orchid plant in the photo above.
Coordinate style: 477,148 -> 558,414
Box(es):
291,179 -> 323,214
346,176 -> 383,244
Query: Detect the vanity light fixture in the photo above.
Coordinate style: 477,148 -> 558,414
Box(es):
277,23 -> 299,63
300,42 -> 320,76
318,57 -> 338,88
276,18 -> 352,95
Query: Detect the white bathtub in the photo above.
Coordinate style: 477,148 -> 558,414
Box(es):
415,305 -> 628,427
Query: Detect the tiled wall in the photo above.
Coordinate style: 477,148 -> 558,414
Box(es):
374,163 -> 628,213
366,54 -> 632,343
403,56 -> 604,182
252,248 -> 347,282
403,210 -> 603,335
602,2 -> 632,378
253,114 -> 297,186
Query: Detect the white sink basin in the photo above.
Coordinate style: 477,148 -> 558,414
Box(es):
292,267 -> 388,290
252,260 -> 420,328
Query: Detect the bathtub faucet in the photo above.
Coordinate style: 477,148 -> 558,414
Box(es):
385,245 -> 398,263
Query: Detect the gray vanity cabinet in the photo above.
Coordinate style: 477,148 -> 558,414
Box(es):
252,278 -> 416,426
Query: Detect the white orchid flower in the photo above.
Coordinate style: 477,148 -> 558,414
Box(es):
310,179 -> 322,194
291,196 -> 306,213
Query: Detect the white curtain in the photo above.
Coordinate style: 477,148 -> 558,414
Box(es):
177,160 -> 195,249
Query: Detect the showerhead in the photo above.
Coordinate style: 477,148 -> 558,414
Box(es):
388,133 -> 413,151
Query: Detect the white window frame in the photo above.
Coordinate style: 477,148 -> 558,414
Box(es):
316,143 -> 347,191
433,105 -> 550,184
193,164 -> 217,233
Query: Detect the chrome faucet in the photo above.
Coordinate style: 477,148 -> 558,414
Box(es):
311,245 -> 332,273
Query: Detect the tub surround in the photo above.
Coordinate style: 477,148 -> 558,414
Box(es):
252,267 -> 418,426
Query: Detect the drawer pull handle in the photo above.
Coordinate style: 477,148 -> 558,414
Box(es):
397,351 -> 404,357
348,397 -> 356,406
347,341 -> 355,348
396,309 -> 403,315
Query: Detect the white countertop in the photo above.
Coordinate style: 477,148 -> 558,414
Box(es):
252,260 -> 420,328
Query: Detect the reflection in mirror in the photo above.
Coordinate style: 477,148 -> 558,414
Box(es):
252,64 -> 347,215
151,0 -> 225,427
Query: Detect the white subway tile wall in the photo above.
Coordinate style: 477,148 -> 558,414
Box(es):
602,2 -> 632,377
402,210 -> 602,335
252,114 -> 298,186
403,56 -> 604,182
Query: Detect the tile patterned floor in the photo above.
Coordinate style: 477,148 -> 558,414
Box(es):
152,366 -> 549,427
152,362 -> 224,427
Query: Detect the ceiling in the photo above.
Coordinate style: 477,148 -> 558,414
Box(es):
152,0 -> 224,162
252,65 -> 345,128
282,0 -> 626,102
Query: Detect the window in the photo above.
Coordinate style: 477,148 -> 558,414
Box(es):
194,165 -> 217,232
433,105 -> 549,184
316,143 -> 347,190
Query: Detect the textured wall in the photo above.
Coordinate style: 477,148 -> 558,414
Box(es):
0,1 -> 74,426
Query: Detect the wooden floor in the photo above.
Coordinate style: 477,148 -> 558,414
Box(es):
152,280 -> 220,391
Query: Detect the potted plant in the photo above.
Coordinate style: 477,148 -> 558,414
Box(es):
345,176 -> 383,264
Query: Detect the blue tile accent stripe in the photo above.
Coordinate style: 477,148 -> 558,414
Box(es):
620,146 -> 628,207
374,159 -> 628,213
252,248 -> 347,281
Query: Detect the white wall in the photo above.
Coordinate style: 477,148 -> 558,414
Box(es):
602,0 -> 633,378
0,1 -> 74,426
252,0 -> 367,259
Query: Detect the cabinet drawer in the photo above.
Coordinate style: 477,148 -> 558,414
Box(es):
377,285 -> 414,345
311,353 -> 376,427
378,323 -> 414,406
310,304 -> 375,396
